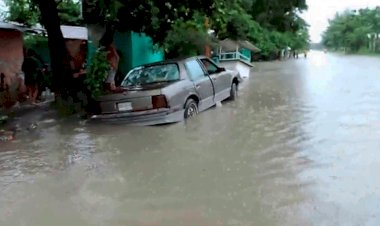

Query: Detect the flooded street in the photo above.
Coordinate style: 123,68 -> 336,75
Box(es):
1,51 -> 380,225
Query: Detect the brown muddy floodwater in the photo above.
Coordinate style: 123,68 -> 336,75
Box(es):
1,51 -> 380,226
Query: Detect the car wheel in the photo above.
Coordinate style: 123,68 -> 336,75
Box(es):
229,83 -> 238,101
184,99 -> 198,119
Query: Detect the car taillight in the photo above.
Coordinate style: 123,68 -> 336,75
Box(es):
152,95 -> 168,109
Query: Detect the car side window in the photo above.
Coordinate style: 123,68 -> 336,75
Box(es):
200,59 -> 218,74
185,60 -> 206,81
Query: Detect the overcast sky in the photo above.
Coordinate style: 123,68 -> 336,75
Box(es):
302,0 -> 380,42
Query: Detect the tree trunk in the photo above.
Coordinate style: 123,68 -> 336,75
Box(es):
33,0 -> 71,97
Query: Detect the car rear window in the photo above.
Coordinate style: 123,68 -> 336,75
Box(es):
122,63 -> 180,86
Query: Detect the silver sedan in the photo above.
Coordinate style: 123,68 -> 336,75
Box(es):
91,56 -> 242,125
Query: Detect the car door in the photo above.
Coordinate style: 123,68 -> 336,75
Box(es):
199,58 -> 231,102
184,59 -> 215,111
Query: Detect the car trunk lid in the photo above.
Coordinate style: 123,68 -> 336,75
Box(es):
97,88 -> 163,114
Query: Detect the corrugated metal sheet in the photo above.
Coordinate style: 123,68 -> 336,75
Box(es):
0,21 -> 45,33
0,21 -> 30,32
219,39 -> 261,52
61,25 -> 88,40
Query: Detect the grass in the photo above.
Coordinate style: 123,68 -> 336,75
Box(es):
327,48 -> 380,57
356,48 -> 380,56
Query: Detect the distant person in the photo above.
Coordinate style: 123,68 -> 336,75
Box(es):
22,50 -> 42,104
304,51 -> 308,58
71,41 -> 88,79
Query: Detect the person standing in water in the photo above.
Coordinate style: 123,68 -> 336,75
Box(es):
105,44 -> 120,91
22,50 -> 42,104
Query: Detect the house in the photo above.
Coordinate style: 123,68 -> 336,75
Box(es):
27,25 -> 89,71
217,39 -> 261,79
0,22 -> 27,92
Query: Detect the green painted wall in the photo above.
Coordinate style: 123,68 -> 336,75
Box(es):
240,48 -> 251,61
114,32 -> 132,75
114,31 -> 164,75
87,39 -> 97,66
130,32 -> 164,68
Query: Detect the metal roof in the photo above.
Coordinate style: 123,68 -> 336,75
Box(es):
219,39 -> 261,52
61,25 -> 88,40
0,21 -> 37,32
0,22 -> 88,40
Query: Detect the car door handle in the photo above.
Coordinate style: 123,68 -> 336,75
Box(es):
212,77 -> 217,81
195,84 -> 201,89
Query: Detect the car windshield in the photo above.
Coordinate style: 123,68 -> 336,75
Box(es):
121,63 -> 180,86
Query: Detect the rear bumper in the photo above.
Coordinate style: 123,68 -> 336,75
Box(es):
90,108 -> 184,126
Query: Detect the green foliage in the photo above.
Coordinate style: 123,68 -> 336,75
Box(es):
210,0 -> 252,40
91,0 -> 310,58
248,0 -> 307,32
83,0 -> 215,45
323,7 -> 380,53
23,34 -> 48,49
57,0 -> 83,26
162,13 -> 213,58
84,48 -> 108,98
4,0 -> 39,26
4,0 -> 83,26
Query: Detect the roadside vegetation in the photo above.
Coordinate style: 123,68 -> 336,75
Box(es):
322,7 -> 380,54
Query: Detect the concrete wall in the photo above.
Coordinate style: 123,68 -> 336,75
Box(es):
0,29 -> 24,88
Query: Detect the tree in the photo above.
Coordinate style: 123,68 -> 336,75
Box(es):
4,0 -> 83,26
163,13 -> 211,58
242,0 -> 309,58
248,0 -> 308,32
82,0 -> 216,45
4,0 -> 39,26
210,0 -> 256,40
32,0 -> 70,97
322,8 -> 380,53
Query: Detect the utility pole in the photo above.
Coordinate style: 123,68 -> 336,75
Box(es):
367,33 -> 373,52
204,17 -> 211,57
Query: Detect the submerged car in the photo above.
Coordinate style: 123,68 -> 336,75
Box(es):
91,56 -> 242,125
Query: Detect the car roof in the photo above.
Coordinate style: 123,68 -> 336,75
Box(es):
135,56 -> 208,68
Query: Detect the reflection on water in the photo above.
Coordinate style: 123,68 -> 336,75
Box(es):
1,51 -> 380,225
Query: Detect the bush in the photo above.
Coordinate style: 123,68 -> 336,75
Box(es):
163,19 -> 211,59
84,47 -> 109,98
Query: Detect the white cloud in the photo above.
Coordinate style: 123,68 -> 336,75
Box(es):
302,0 -> 380,42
